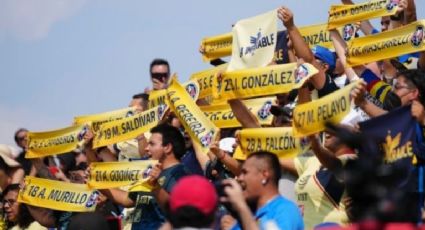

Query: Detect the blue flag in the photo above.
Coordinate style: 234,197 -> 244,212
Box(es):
359,105 -> 419,189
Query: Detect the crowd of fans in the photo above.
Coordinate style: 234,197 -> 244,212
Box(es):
1,1 -> 425,229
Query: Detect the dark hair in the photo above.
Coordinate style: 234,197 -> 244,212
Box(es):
150,58 -> 170,74
3,184 -> 35,229
132,93 -> 149,110
14,128 -> 28,144
247,151 -> 281,186
150,124 -> 186,160
132,93 -> 149,101
398,69 -> 425,105
168,206 -> 215,228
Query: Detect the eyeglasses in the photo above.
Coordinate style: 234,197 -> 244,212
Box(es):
393,84 -> 412,90
17,136 -> 26,141
151,72 -> 169,80
3,199 -> 16,207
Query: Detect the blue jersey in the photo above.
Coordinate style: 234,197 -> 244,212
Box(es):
130,164 -> 191,230
231,195 -> 304,230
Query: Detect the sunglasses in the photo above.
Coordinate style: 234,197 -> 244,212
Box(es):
17,136 -> 26,141
151,72 -> 169,80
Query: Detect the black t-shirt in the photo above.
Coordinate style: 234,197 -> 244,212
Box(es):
317,74 -> 339,98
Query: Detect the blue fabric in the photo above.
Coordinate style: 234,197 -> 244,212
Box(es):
231,196 -> 304,230
312,45 -> 336,71
130,164 -> 191,230
181,149 -> 203,175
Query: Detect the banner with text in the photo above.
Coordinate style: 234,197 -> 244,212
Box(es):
18,176 -> 98,212
201,32 -> 233,62
240,127 -> 306,159
213,63 -> 318,101
347,20 -> 425,66
328,0 -> 398,30
201,97 -> 276,128
228,10 -> 277,71
300,23 -> 357,49
190,63 -> 228,99
88,160 -> 157,190
74,107 -> 137,133
27,124 -> 90,158
293,81 -> 359,137
93,105 -> 167,148
167,78 -> 219,155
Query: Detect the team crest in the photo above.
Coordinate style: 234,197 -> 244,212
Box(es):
299,137 -> 310,149
125,110 -> 134,118
77,125 -> 89,142
157,104 -> 167,120
257,101 -> 272,120
342,24 -> 355,41
295,64 -> 309,84
200,130 -> 215,147
386,0 -> 398,11
411,25 -> 424,47
158,176 -> 165,187
142,165 -> 153,179
185,82 -> 199,100
85,191 -> 100,208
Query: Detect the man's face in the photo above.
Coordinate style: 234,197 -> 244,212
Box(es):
237,157 -> 263,202
381,16 -> 390,32
3,190 -> 19,222
16,130 -> 28,150
129,98 -> 144,113
393,75 -> 418,106
151,64 -> 169,90
146,133 -> 166,161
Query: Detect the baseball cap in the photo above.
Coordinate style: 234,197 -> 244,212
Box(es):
0,144 -> 20,167
312,45 -> 336,71
169,175 -> 217,215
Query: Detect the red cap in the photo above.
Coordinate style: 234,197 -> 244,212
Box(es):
169,175 -> 217,215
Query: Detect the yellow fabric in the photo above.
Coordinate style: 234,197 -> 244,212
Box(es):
88,160 -> 157,190
18,176 -> 98,212
148,89 -> 167,109
92,105 -> 166,148
233,146 -> 247,161
167,78 -> 219,155
328,0 -> 398,30
10,221 -> 47,230
200,97 -> 276,128
190,63 -> 228,99
213,63 -> 318,102
299,23 -> 356,49
74,107 -> 136,133
201,32 -> 232,62
294,154 -> 354,229
228,10 -> 277,71
347,20 -> 425,66
239,127 -> 306,159
292,81 -> 358,137
26,124 -> 90,158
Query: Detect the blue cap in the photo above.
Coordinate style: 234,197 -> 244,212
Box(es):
312,45 -> 336,72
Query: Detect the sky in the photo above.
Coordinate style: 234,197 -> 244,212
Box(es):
1,0 -> 424,147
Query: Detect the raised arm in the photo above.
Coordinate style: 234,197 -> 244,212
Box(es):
278,6 -> 327,91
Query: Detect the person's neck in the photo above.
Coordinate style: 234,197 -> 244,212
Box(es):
161,156 -> 180,170
257,187 -> 279,209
